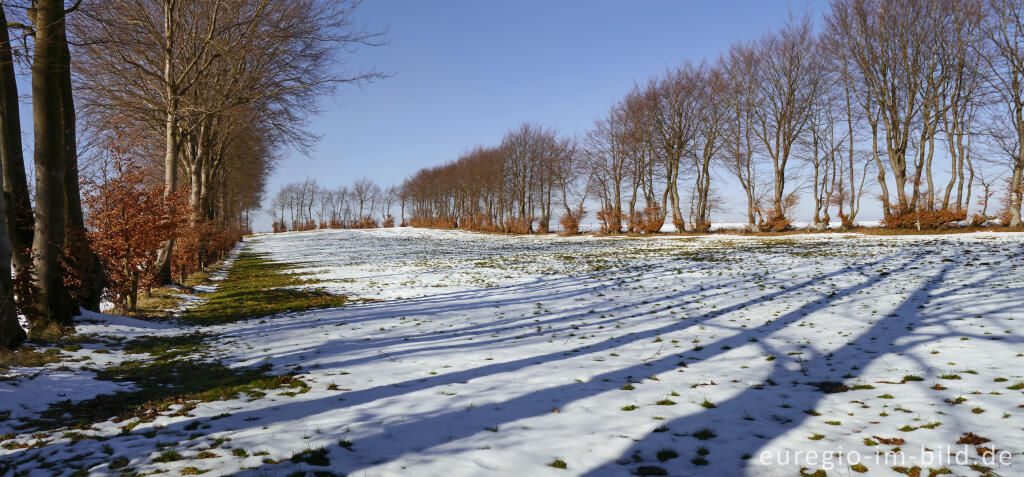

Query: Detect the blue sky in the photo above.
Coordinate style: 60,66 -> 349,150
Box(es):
262,0 -> 836,230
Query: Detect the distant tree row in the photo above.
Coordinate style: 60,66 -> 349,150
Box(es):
400,0 -> 1024,234
269,178 -> 399,232
401,124 -> 582,233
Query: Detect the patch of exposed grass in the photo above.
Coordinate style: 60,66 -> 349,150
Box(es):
123,333 -> 209,360
547,458 -> 567,469
290,447 -> 329,466
656,449 -> 678,462
153,450 -> 182,463
692,427 -> 716,440
180,251 -> 356,325
126,270 -> 212,319
0,347 -> 63,371
25,359 -> 307,432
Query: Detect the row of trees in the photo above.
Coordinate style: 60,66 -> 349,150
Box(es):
0,0 -> 381,348
402,124 -> 582,233
269,178 -> 400,231
73,0 -> 383,283
400,0 -> 1024,234
0,0 -> 100,348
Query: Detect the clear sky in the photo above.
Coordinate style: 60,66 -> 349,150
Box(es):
259,0 -> 838,231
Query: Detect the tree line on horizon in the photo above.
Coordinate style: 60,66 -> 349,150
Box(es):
269,177 -> 401,232
389,0 -> 1024,235
0,0 -> 381,349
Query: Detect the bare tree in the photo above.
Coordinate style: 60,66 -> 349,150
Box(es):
691,63 -> 728,232
587,106 -> 632,233
76,0 -> 386,280
645,66 -> 700,231
722,43 -> 764,231
806,79 -> 845,231
981,0 -> 1024,226
750,15 -> 822,230
351,176 -> 376,219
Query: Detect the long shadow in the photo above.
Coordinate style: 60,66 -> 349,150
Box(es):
162,250 -> 905,476
212,251 -> 894,425
221,244 -> 883,377
582,263 -> 1022,476
215,252 -> 773,370
233,247 -> 1018,476
12,236 -> 1016,476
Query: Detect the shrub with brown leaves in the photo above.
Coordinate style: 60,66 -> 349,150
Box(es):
503,216 -> 533,234
596,209 -> 622,234
84,156 -> 188,311
881,206 -> 966,230
759,215 -> 792,232
559,211 -> 582,235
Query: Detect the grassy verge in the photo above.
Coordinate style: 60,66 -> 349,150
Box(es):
127,270 -> 212,320
23,359 -> 308,433
13,332 -> 309,436
0,347 -> 63,373
4,248 -> 350,440
179,250 -> 353,325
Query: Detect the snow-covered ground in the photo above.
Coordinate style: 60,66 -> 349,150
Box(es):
2,227 -> 1023,476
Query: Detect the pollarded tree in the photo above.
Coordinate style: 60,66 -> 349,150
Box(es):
691,63 -> 729,232
644,66 -> 701,231
982,0 -> 1024,226
587,105 -> 632,233
826,0 -> 936,219
721,42 -> 764,232
750,15 -> 823,231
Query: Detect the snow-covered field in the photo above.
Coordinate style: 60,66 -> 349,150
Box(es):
3,227 -> 1023,476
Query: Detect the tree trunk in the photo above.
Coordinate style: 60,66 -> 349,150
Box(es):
0,47 -> 23,346
1010,161 -> 1022,227
60,35 -> 103,313
667,162 -> 684,232
155,1 -> 180,284
772,155 -> 786,220
0,8 -> 33,273
30,0 -> 76,333
871,121 -> 891,218
153,108 -> 178,284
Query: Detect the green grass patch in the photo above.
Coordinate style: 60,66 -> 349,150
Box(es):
0,347 -> 63,371
692,427 -> 716,440
123,333 -> 210,360
25,359 -> 307,432
547,458 -> 567,469
125,269 -> 212,319
290,447 -> 330,466
180,251 -> 356,325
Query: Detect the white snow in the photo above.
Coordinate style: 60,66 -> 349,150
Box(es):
2,227 -> 1023,476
